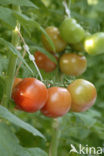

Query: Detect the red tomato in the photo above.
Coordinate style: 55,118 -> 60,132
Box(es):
41,87 -> 71,118
12,78 -> 22,91
67,79 -> 97,112
12,78 -> 48,113
34,51 -> 57,72
59,53 -> 87,76
12,78 -> 23,111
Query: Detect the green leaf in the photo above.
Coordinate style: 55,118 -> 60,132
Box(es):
0,0 -> 38,8
0,37 -> 33,74
0,106 -> 45,139
0,55 -> 8,75
0,6 -> 16,28
0,122 -> 30,156
74,109 -> 99,128
13,12 -> 56,52
0,122 -> 47,156
26,148 -> 48,156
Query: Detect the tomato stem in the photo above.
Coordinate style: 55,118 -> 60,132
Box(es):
63,0 -> 71,17
49,118 -> 62,156
1,5 -> 21,107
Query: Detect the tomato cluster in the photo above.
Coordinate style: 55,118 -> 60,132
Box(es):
12,78 -> 97,117
34,16 -> 104,75
34,24 -> 87,76
12,16 -> 99,117
35,18 -> 100,76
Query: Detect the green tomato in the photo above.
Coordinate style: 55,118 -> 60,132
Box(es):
60,18 -> 85,44
84,32 -> 104,55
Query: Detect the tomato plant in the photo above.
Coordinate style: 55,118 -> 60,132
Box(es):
12,78 -> 48,113
0,0 -> 104,156
67,79 -> 97,112
41,87 -> 71,118
34,51 -> 57,72
84,32 -> 104,55
60,18 -> 85,44
42,26 -> 67,53
59,53 -> 87,76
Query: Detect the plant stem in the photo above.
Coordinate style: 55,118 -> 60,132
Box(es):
15,49 -> 26,77
49,118 -> 62,156
63,0 -> 71,17
1,6 -> 21,107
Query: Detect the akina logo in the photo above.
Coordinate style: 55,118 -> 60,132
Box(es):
70,144 -> 103,155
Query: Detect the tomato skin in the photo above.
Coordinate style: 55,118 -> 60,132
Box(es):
60,18 -> 85,44
41,87 -> 71,118
67,79 -> 97,112
12,78 -> 48,113
12,78 -> 23,110
84,32 -> 104,55
12,78 -> 22,91
59,53 -> 87,76
71,32 -> 91,52
42,26 -> 67,53
34,51 -> 56,72
71,42 -> 85,52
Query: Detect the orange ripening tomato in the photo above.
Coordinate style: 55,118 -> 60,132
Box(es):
67,79 -> 97,112
41,87 -> 71,118
34,51 -> 57,72
12,78 -> 48,113
59,53 -> 87,76
42,26 -> 67,53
